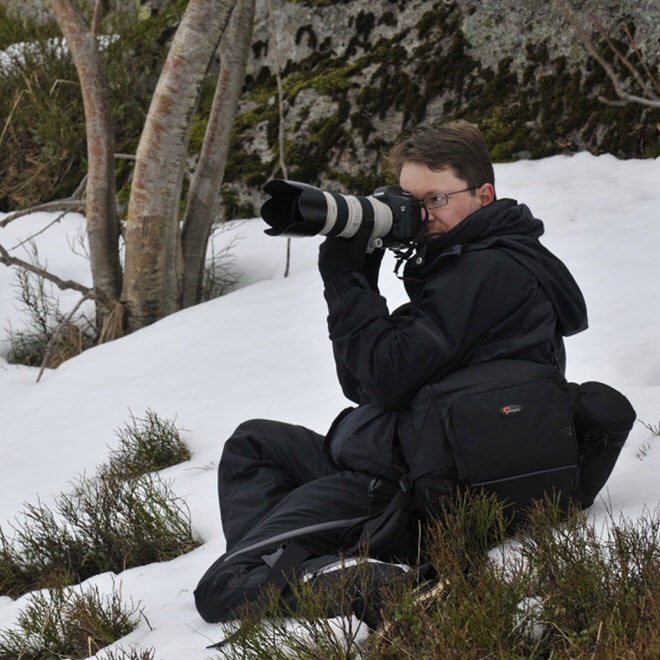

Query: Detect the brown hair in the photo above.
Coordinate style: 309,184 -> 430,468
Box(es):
387,120 -> 495,190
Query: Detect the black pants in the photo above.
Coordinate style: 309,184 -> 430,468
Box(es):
194,419 -> 397,623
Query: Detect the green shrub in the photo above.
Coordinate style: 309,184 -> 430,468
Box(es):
519,501 -> 660,657
0,408 -> 197,598
0,32 -> 87,209
0,469 -> 200,598
215,566 -> 381,660
102,408 -> 192,481
0,407 -> 194,656
0,581 -> 141,659
0,7 -> 59,51
369,491 -> 529,659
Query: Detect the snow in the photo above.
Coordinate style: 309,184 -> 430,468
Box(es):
0,152 -> 659,657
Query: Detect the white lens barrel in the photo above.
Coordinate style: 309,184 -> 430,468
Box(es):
320,191 -> 339,235
370,197 -> 393,238
335,196 -> 366,238
320,192 -> 392,240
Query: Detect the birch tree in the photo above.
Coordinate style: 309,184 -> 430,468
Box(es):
50,0 -> 122,332
42,0 -> 254,336
121,0 -> 237,331
180,0 -> 256,309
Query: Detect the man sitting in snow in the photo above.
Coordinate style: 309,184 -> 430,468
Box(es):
194,121 -> 634,627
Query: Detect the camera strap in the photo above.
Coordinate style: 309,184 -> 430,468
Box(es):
392,244 -> 416,278
390,209 -> 428,278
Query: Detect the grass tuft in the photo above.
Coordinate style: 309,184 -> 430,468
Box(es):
216,573 -> 377,659
637,419 -> 660,460
201,226 -> 241,302
100,647 -> 157,660
0,581 -> 141,659
102,408 -> 192,480
0,470 -> 200,598
518,500 -> 660,657
4,255 -> 94,369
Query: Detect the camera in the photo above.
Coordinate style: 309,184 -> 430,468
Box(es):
260,179 -> 426,248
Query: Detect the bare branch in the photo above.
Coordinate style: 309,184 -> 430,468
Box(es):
0,242 -> 94,299
587,10 -> 656,100
554,0 -> 660,108
0,200 -> 85,228
597,96 -> 629,107
10,215 -> 68,251
267,0 -> 288,182
71,174 -> 88,199
611,93 -> 660,109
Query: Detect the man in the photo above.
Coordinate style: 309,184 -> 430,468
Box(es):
195,121 -> 617,626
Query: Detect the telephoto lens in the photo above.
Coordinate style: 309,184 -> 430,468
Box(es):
260,179 -> 425,247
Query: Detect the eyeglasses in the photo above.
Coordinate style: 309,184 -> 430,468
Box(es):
421,187 -> 474,210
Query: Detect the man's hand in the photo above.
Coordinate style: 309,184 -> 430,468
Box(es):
318,220 -> 375,285
363,248 -> 385,292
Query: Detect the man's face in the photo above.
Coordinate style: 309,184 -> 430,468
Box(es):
399,162 -> 494,240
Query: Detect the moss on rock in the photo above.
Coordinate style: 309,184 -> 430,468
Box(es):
218,0 -> 658,217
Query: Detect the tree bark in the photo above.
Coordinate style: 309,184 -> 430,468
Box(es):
180,0 -> 256,308
122,0 -> 237,331
50,0 -> 122,330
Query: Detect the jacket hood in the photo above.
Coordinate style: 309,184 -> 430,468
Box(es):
405,199 -> 588,337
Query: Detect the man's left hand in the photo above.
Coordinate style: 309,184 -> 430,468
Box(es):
318,221 -> 374,284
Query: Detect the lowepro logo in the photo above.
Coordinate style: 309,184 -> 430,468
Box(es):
500,403 -> 524,417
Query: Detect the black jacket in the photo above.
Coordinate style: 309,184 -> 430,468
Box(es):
324,199 -> 588,478
325,198 -> 587,409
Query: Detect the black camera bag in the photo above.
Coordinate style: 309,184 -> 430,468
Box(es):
399,359 -> 580,524
338,359 -> 636,564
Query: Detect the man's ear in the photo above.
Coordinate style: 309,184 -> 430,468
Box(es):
478,183 -> 496,206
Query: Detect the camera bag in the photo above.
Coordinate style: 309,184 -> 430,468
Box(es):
399,359 -> 580,525
356,362 -> 636,564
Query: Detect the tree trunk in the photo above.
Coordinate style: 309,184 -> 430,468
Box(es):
122,0 -> 236,332
50,0 -> 122,331
180,0 -> 256,308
